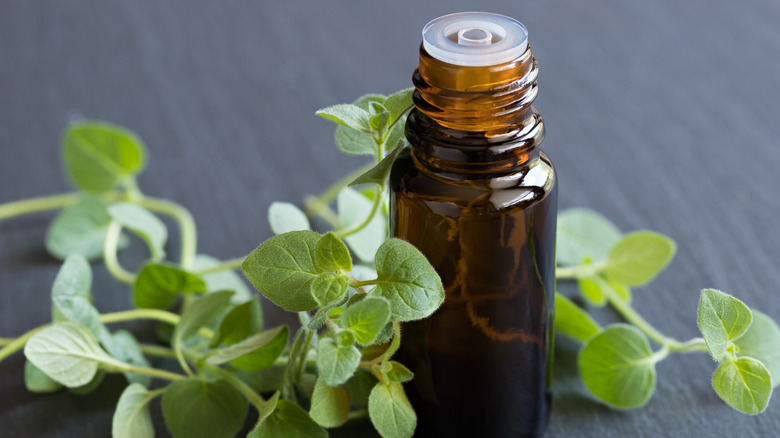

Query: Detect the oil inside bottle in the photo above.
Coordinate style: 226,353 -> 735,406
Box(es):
391,12 -> 557,437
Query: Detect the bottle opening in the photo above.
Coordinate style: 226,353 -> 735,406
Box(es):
423,12 -> 528,67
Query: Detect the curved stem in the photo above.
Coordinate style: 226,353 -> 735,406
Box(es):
99,308 -> 180,326
0,325 -> 48,362
371,322 -> 401,366
602,286 -> 691,351
335,185 -> 383,239
0,192 -> 79,221
136,197 -> 197,270
555,262 -> 606,280
139,344 -> 178,359
204,363 -> 268,411
104,221 -> 137,284
195,257 -> 244,276
304,161 -> 376,221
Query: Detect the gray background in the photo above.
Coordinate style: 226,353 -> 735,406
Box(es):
1,0 -> 779,436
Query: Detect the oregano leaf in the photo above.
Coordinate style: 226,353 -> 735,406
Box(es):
556,208 -> 621,266
316,104 -> 371,133
383,88 -> 413,123
24,361 -> 63,393
349,143 -> 405,188
24,322 -> 120,388
107,202 -> 168,260
311,273 -> 349,307
133,263 -> 206,310
112,383 -> 158,438
381,361 -> 414,383
579,324 -> 658,409
734,311 -> 780,386
104,330 -> 152,387
577,276 -> 607,307
268,202 -> 311,235
368,381 -> 416,438
340,296 -> 392,345
51,254 -> 92,322
247,399 -> 327,438
161,378 -> 248,438
334,126 -> 376,156
314,232 -> 352,272
61,121 -> 146,192
604,231 -> 676,286
712,357 -> 772,414
697,288 -> 753,361
369,238 -> 445,322
316,337 -> 361,386
554,292 -> 601,342
175,290 -> 234,343
45,196 -> 128,261
210,297 -> 264,347
309,378 -> 350,428
206,325 -> 289,372
242,230 -> 322,312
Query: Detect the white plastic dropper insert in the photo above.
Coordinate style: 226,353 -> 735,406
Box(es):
422,12 -> 528,67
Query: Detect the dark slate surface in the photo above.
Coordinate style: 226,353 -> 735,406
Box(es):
1,1 -> 779,437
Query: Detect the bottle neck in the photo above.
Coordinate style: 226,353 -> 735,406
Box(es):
407,44 -> 544,178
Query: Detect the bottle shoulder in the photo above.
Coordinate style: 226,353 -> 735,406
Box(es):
390,149 -> 556,212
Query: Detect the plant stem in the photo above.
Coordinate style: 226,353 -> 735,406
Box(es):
351,279 -> 379,288
0,325 -> 48,362
0,192 -> 79,221
601,286 -> 692,351
335,185 -> 383,239
296,330 -> 314,381
0,338 -> 13,346
104,221 -> 137,284
371,322 -> 401,365
205,363 -> 268,411
195,257 -> 245,276
137,197 -> 197,270
117,363 -> 186,381
305,161 -> 376,221
555,262 -> 606,280
347,409 -> 368,420
139,344 -> 178,359
303,195 -> 340,228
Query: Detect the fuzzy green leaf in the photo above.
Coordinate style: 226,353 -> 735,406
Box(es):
242,230 -> 322,312
112,383 -> 157,438
247,399 -> 327,438
577,276 -> 607,307
24,322 -> 118,388
697,288 -> 753,361
175,291 -> 234,344
133,263 -> 206,309
317,337 -> 361,386
579,324 -> 657,409
368,102 -> 390,131
712,357 -> 772,414
61,121 -> 146,192
161,378 -> 248,438
107,202 -> 167,260
334,126 -> 376,156
315,232 -> 352,272
604,231 -> 676,286
340,296 -> 392,345
369,238 -> 445,322
734,311 -> 780,386
368,381 -> 416,438
45,196 -> 128,261
207,325 -> 289,372
381,361 -> 414,383
311,273 -> 349,307
556,208 -> 622,266
309,378 -> 350,428
384,88 -> 414,123
24,361 -> 63,393
554,292 -> 601,342
268,202 -> 311,235
349,143 -> 405,188
210,297 -> 264,347
51,254 -> 92,321
316,104 -> 371,132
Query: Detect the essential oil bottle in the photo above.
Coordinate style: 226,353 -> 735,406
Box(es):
390,12 -> 557,437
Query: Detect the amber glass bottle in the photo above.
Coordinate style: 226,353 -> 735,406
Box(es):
390,12 -> 557,437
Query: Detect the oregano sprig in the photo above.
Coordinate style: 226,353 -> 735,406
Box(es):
0,86 -> 777,438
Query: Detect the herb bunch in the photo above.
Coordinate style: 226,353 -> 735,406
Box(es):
0,87 -> 778,438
